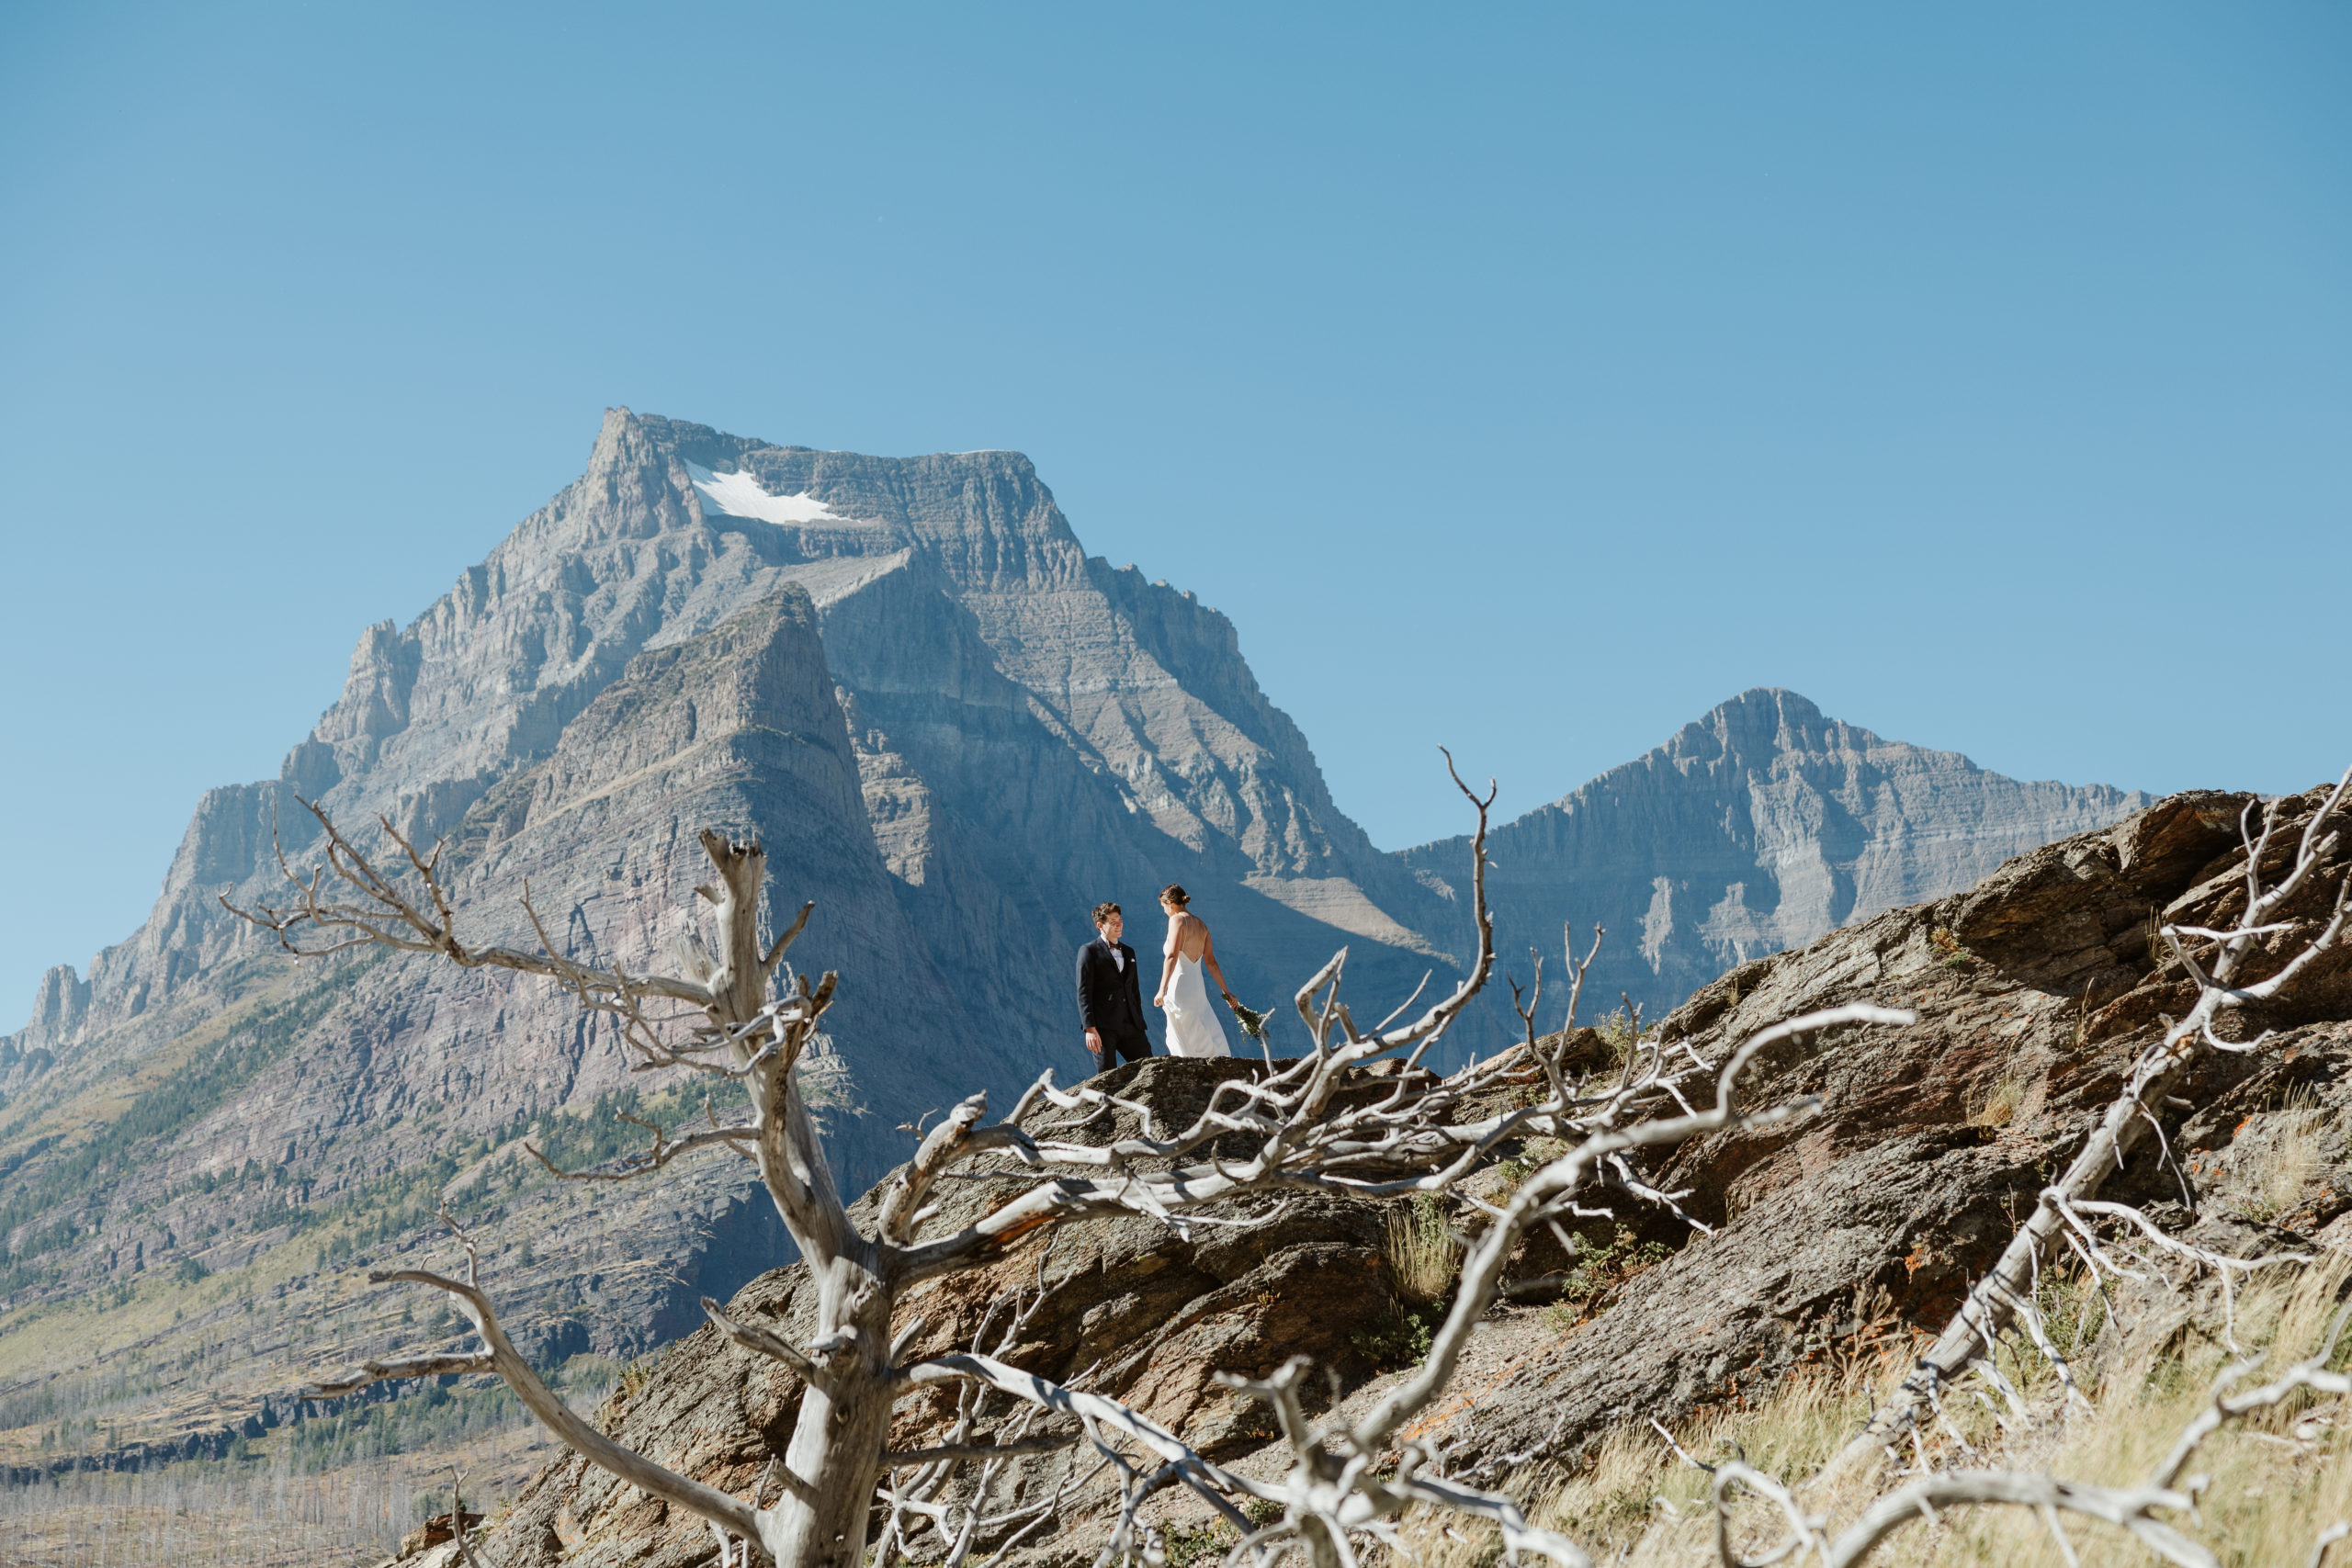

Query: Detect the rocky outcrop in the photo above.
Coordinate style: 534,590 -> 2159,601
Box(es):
1399,688 -> 2147,1020
1420,784 -> 2344,1489
475,782 -> 2352,1566
481,1057 -> 1419,1568
0,965 -> 84,1091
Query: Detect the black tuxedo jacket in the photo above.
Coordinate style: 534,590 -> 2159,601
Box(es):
1076,938 -> 1150,1042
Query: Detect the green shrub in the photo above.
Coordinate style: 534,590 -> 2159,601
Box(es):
1351,1304 -> 1440,1370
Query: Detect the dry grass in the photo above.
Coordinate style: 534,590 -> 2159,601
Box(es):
2142,907 -> 2172,974
1380,1258 -> 2352,1568
2231,1087 -> 2335,1224
1552,1347 -> 1896,1551
1385,1196 -> 1464,1307
1828,1256 -> 2352,1567
1374,1345 -> 1902,1568
1966,1075 -> 2026,1131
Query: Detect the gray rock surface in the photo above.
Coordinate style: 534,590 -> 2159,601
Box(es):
1399,687 -> 2149,1020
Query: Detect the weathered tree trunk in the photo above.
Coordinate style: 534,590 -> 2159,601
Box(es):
697,831 -> 900,1566
763,1250 -> 898,1568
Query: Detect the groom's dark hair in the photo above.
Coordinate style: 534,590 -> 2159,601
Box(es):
1091,902 -> 1121,927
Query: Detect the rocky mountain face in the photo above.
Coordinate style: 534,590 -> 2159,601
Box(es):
7,411 -> 1440,1096
0,412 -> 2145,1471
477,782 -> 2352,1568
1399,687 -> 2149,1021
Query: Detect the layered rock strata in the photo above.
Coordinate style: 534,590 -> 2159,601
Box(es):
0,412 -> 1456,1464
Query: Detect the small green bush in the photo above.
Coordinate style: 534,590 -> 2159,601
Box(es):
1351,1304 -> 1440,1370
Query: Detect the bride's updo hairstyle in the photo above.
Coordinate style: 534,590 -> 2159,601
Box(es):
1159,884 -> 1190,909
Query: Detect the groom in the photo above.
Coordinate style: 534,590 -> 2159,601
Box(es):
1076,901 -> 1152,1075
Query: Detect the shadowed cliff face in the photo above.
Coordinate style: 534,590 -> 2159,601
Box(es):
0,593 -> 958,1424
1399,688 -> 2149,1021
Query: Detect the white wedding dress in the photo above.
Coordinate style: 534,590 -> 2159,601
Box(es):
1161,931 -> 1233,1059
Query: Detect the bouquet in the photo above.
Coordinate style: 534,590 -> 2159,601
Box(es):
1225,994 -> 1271,1044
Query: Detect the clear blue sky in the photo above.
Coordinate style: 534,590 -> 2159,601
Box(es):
3,3 -> 2347,1026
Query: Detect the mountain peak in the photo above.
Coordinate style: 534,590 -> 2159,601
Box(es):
1673,687 -> 1835,758
1403,690 -> 2146,1011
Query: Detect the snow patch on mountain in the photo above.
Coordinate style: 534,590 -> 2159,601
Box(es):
685,460 -> 842,525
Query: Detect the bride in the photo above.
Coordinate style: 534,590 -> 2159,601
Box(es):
1152,885 -> 1234,1059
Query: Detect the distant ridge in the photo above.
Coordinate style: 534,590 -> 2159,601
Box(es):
1396,688 -> 2148,1019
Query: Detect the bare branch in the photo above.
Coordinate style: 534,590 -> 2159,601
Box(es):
222,797 -> 721,1008
763,899 -> 816,978
1824,1472 -> 2209,1568
701,1296 -> 835,1389
333,1262 -> 762,1541
1351,1004 -> 1911,1459
900,1352 -> 1271,1499
2146,1298 -> 2352,1491
447,1465 -> 489,1568
524,1119 -> 757,1183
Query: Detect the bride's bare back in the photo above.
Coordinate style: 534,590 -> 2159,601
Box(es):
1165,910 -> 1210,963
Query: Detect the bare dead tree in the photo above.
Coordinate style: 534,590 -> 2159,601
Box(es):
223,760 -> 1502,1565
